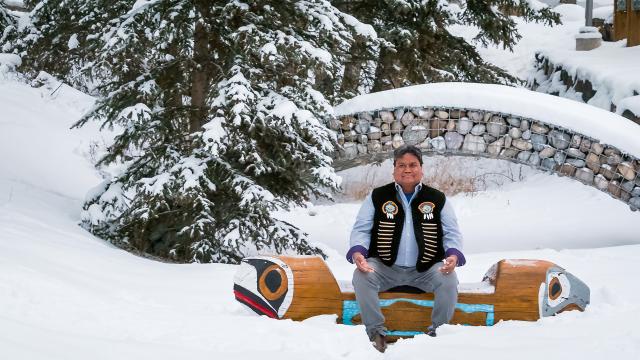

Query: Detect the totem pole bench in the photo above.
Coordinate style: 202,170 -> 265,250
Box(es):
233,256 -> 590,337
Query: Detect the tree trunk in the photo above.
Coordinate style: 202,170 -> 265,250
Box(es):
372,46 -> 402,92
190,3 -> 210,134
340,36 -> 366,98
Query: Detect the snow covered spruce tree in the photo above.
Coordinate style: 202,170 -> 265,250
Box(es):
0,2 -> 14,37
333,0 -> 560,90
15,0 -> 376,263
3,0 -> 132,91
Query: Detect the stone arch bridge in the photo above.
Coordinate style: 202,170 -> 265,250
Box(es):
329,83 -> 640,211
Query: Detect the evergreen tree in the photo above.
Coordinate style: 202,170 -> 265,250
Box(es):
10,0 -> 376,263
6,0 -> 560,264
3,0 -> 131,91
0,2 -> 14,38
333,0 -> 561,90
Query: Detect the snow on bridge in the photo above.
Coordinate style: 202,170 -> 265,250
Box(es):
330,83 -> 640,211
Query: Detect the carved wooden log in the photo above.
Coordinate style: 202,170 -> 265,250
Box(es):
233,256 -> 589,336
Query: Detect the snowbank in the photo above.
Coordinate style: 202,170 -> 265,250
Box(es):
617,95 -> 640,117
554,3 -> 587,21
0,73 -> 99,199
334,82 -> 640,157
0,53 -> 21,67
0,53 -> 21,79
592,5 -> 613,22
531,43 -> 640,118
448,3 -> 585,81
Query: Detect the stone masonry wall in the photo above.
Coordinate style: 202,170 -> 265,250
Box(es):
331,107 -> 640,211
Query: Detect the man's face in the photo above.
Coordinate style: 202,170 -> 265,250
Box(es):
393,153 -> 423,191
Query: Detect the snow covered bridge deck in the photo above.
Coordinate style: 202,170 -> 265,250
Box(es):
331,83 -> 640,211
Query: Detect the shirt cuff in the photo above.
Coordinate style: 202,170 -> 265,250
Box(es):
346,245 -> 369,263
445,248 -> 466,267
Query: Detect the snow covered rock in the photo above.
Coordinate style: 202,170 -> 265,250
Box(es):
517,151 -> 532,162
392,134 -> 404,149
401,111 -> 416,126
542,158 -> 557,170
539,146 -> 556,159
566,158 -> 586,168
430,136 -> 446,152
487,116 -> 507,137
435,110 -> 449,119
566,148 -> 586,159
531,122 -> 549,134
594,174 -> 609,190
342,142 -> 358,159
528,152 -> 541,166
586,153 -> 601,173
576,167 -> 595,184
354,119 -> 370,134
403,125 -> 429,145
380,110 -> 395,123
617,162 -> 637,181
444,132 -> 464,150
549,130 -> 571,150
513,138 -> 533,151
368,127 -> 381,140
488,137 -> 504,156
457,117 -> 474,135
471,124 -> 486,136
467,111 -> 483,122
509,127 -> 522,139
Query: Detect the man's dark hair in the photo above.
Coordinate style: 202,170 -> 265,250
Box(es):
393,145 -> 423,166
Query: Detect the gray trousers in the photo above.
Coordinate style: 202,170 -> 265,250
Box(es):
352,257 -> 458,340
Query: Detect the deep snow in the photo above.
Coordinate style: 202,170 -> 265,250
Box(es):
2,3 -> 639,358
2,69 -> 639,360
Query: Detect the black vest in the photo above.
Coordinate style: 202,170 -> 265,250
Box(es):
368,182 -> 446,272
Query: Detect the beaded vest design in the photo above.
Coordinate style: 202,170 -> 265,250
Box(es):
369,183 -> 446,272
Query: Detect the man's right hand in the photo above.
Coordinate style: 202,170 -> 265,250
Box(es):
353,252 -> 374,273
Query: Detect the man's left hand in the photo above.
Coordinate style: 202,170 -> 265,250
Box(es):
439,255 -> 458,274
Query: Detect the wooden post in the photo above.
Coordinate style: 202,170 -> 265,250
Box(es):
614,0 -> 629,41
614,0 -> 640,46
628,0 -> 640,46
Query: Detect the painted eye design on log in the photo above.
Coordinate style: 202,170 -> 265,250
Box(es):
546,272 -> 570,307
539,266 -> 590,317
233,257 -> 294,319
259,264 -> 288,301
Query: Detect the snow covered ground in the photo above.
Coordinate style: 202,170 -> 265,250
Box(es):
449,3 -> 586,81
452,1 -> 640,116
2,4 -> 639,357
534,43 -> 640,111
2,68 -> 640,359
449,2 -> 616,83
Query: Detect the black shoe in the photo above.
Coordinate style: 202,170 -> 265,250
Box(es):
372,334 -> 387,353
426,328 -> 437,337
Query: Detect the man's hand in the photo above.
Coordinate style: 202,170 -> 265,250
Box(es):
353,252 -> 374,273
439,255 -> 458,274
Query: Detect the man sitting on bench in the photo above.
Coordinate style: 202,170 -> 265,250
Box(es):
346,145 -> 465,352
